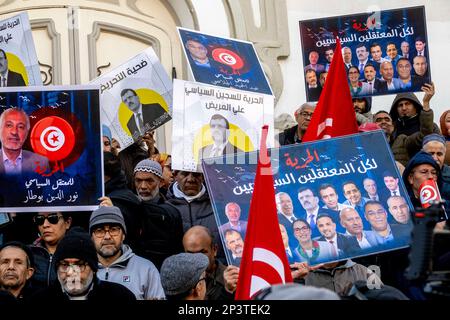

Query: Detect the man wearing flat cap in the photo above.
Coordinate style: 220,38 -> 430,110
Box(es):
34,227 -> 136,301
160,252 -> 209,300
89,206 -> 165,300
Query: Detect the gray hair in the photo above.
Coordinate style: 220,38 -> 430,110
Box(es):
0,107 -> 30,134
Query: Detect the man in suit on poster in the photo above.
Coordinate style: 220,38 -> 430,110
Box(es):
0,49 -> 26,87
121,88 -> 166,140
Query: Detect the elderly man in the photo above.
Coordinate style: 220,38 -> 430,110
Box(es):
277,102 -> 315,145
0,107 -> 49,175
276,192 -> 298,249
89,206 -> 165,300
0,49 -> 26,86
160,252 -> 209,300
218,202 -> 247,235
379,61 -> 403,92
0,241 -> 35,300
412,56 -> 430,87
422,133 -> 450,200
120,88 -> 166,140
183,226 -> 234,300
304,50 -> 325,73
132,159 -> 184,269
364,201 -> 411,246
339,207 -> 380,250
342,46 -> 353,71
387,196 -> 412,226
224,229 -> 244,266
35,227 -> 136,301
316,214 -> 360,258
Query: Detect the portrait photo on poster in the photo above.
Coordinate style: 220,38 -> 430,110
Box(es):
299,6 -> 430,102
203,131 -> 413,267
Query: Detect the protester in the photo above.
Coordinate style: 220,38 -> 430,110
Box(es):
90,206 -> 165,300
277,102 -> 315,145
29,212 -> 72,289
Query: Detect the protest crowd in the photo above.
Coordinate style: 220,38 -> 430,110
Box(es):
1,7 -> 450,303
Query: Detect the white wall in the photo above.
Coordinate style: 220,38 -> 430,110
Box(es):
277,0 -> 450,123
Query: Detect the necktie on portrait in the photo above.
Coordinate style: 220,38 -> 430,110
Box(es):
308,214 -> 316,230
393,191 -> 398,196
329,240 -> 338,257
368,81 -> 373,93
137,113 -> 144,133
359,63 -> 364,73
1,77 -> 5,87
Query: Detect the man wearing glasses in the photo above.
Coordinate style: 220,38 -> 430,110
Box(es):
35,226 -> 136,301
89,206 -> 165,300
277,102 -> 316,146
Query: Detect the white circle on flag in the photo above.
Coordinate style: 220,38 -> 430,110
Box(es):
420,185 -> 437,203
218,52 -> 236,65
40,126 -> 65,152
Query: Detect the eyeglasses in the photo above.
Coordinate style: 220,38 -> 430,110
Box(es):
103,140 -> 111,146
33,214 -> 63,226
92,226 -> 122,238
58,261 -> 88,273
299,112 -> 314,119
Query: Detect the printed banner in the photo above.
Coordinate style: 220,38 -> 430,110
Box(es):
0,86 -> 102,212
172,79 -> 274,172
90,47 -> 172,150
178,27 -> 273,95
299,6 -> 430,101
0,12 -> 42,86
202,131 -> 413,266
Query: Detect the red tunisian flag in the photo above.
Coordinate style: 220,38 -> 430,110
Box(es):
302,37 -> 358,142
235,125 -> 293,300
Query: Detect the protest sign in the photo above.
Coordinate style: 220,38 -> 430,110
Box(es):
0,12 -> 42,86
178,27 -> 273,95
0,86 -> 102,212
90,47 -> 172,150
172,79 -> 274,172
299,6 -> 429,101
203,131 -> 413,266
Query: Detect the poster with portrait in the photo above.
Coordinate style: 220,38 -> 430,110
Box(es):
172,79 -> 274,172
299,6 -> 430,101
0,12 -> 42,86
90,47 -> 172,150
177,27 -> 273,96
0,86 -> 102,212
202,131 -> 413,266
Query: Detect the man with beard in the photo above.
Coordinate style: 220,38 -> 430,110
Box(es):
133,159 -> 184,269
34,227 -> 136,301
198,114 -> 243,161
224,229 -> 244,265
0,241 -> 35,300
90,206 -> 165,300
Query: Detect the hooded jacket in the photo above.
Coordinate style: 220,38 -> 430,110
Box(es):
389,93 -> 439,138
354,97 -> 374,125
96,244 -> 165,300
402,150 -> 442,209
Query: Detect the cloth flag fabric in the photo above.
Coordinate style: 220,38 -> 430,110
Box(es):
302,37 -> 359,142
235,125 -> 293,300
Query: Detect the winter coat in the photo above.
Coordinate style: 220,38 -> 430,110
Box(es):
96,244 -> 165,300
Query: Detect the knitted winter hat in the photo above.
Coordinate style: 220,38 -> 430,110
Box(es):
133,159 -> 163,178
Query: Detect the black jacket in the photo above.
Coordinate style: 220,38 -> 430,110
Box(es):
277,125 -> 299,146
32,277 -> 136,301
29,242 -> 58,290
